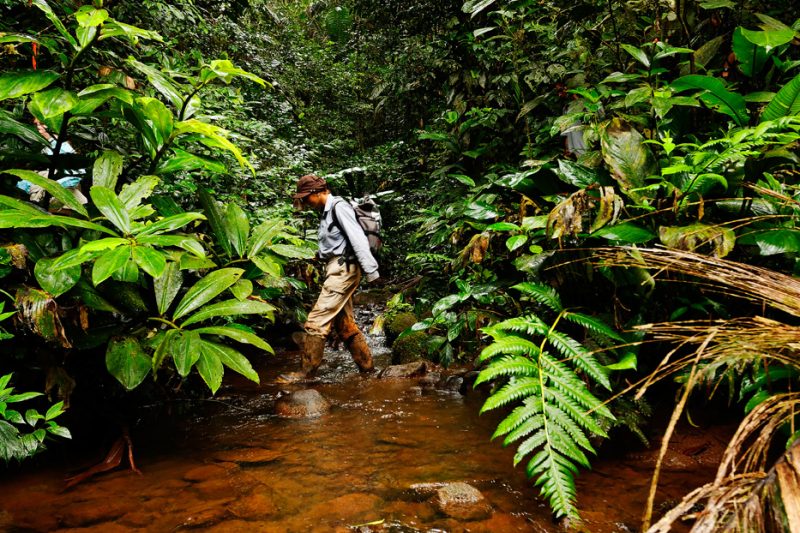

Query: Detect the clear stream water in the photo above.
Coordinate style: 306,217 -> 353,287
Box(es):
0,305 -> 728,532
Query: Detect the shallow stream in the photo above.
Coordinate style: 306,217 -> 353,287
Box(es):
0,304 -> 730,532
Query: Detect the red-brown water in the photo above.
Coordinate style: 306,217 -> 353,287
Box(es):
0,311 -> 728,532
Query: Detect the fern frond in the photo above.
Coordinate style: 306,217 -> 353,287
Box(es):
480,377 -> 541,413
475,355 -> 538,386
546,422 -> 591,468
491,315 -> 549,337
541,352 -> 615,419
564,311 -> 624,342
493,403 -> 541,440
512,282 -> 563,312
478,336 -> 540,362
527,447 -> 580,519
504,413 -> 546,445
544,391 -> 605,442
547,330 -> 611,390
512,428 -> 547,464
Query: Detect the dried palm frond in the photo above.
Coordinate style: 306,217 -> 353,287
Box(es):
648,394 -> 800,533
590,247 -> 800,316
579,247 -> 800,532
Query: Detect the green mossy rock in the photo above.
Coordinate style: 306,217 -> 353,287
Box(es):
385,311 -> 417,346
391,331 -> 428,365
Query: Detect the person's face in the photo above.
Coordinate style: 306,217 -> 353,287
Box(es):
300,191 -> 326,211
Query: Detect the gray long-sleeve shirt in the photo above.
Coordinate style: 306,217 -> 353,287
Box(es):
318,195 -> 379,281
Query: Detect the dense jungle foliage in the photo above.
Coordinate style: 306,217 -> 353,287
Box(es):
2,0 -> 800,529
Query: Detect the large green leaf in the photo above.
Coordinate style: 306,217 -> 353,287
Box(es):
198,188 -> 233,257
75,5 -> 109,27
136,235 -> 205,257
225,203 -> 250,258
181,298 -> 275,327
126,59 -> 183,108
156,149 -> 227,175
200,60 -> 267,87
248,220 -> 283,257
174,119 -> 253,173
133,213 -> 205,237
741,229 -> 800,256
172,268 -> 244,320
194,326 -> 273,353
671,75 -> 748,126
761,73 -> 800,122
119,175 -> 159,211
105,336 -> 150,390
196,348 -> 223,394
136,97 -> 173,146
732,28 -> 770,78
200,340 -> 259,384
72,85 -> 133,115
90,186 -> 131,234
2,170 -> 88,217
29,88 -> 78,119
92,150 -> 123,189
740,26 -> 795,52
591,222 -> 655,243
0,70 -> 60,101
556,160 -> 601,189
170,330 -> 202,377
0,210 -> 117,235
659,224 -> 736,257
133,246 -> 167,278
267,243 -> 316,259
34,257 -> 80,297
599,119 -> 657,202
0,109 -> 49,146
30,0 -> 78,49
92,245 -> 131,285
153,261 -> 182,315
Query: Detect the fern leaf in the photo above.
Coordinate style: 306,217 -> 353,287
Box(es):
475,355 -> 538,386
541,352 -> 615,419
547,330 -> 611,390
480,377 -> 541,413
491,315 -> 549,337
493,403 -> 541,440
546,422 -> 591,468
478,336 -> 540,362
512,427 -> 547,465
512,282 -> 563,312
527,447 -> 580,519
504,413 -> 545,445
564,311 -> 624,342
545,389 -> 607,440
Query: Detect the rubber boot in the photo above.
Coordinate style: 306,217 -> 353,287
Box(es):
346,332 -> 374,373
277,334 -> 326,383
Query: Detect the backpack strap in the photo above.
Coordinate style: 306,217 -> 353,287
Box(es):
328,198 -> 356,257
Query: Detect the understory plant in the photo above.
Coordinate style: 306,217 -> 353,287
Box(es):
475,281 -> 631,520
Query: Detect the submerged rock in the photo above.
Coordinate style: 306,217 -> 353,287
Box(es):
433,482 -> 492,520
378,361 -> 428,379
212,447 -> 283,465
274,389 -> 331,418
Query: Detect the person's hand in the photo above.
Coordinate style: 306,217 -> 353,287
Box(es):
34,119 -> 52,141
366,271 -> 380,283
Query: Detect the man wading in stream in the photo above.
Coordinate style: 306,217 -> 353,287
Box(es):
278,174 -> 380,382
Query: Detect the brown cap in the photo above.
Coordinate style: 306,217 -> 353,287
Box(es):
292,174 -> 328,199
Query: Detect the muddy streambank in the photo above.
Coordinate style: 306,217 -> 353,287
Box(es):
0,303 -> 733,532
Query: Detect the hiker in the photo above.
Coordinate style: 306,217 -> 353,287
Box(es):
279,174 -> 380,383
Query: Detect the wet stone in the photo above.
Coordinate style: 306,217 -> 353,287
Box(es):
55,523 -> 136,533
379,361 -> 428,379
274,389 -> 331,418
306,492 -> 384,524
433,482 -> 492,521
229,488 -> 278,519
440,375 -> 464,393
183,463 -> 238,482
212,447 -> 283,465
59,499 -> 136,528
179,506 -> 229,529
418,372 -> 440,389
